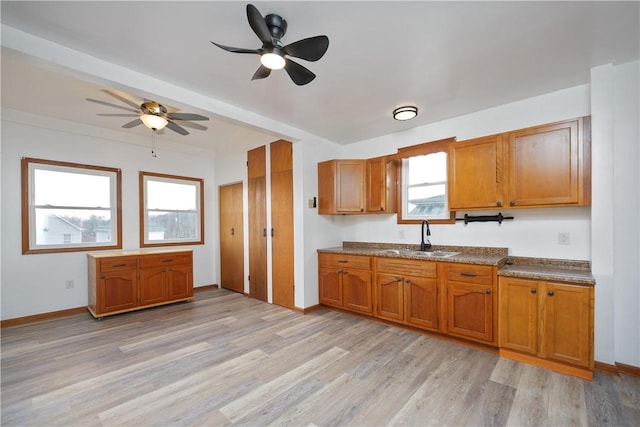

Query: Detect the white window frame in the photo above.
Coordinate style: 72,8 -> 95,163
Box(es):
140,171 -> 204,247
22,158 -> 122,254
401,152 -> 450,221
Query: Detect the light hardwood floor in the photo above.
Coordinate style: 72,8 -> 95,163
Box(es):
2,288 -> 639,426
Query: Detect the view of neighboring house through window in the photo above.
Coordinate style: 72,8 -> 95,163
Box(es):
21,158 -> 122,254
140,172 -> 204,247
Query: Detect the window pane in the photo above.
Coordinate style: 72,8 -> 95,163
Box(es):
147,211 -> 197,241
147,181 -> 196,210
407,185 -> 446,217
407,152 -> 447,185
34,169 -> 111,207
34,208 -> 113,245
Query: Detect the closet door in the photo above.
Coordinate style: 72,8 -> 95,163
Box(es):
219,182 -> 244,293
270,140 -> 294,309
247,146 -> 268,301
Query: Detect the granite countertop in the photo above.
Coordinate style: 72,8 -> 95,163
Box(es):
318,242 -> 595,285
499,257 -> 595,285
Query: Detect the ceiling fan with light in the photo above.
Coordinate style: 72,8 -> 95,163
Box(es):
211,3 -> 329,86
86,89 -> 209,135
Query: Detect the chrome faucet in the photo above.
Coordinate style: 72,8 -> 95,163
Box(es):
420,220 -> 432,251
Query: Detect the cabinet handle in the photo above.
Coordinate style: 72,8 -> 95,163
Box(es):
163,259 -> 173,263
162,268 -> 166,272
530,288 -> 537,294
548,290 -> 554,296
231,227 -> 235,236
100,275 -> 106,279
460,272 -> 478,277
338,260 -> 348,264
263,228 -> 267,237
485,289 -> 492,294
112,263 -> 125,267
510,200 -> 515,206
405,279 -> 411,284
343,271 -> 348,275
379,206 -> 384,211
271,228 -> 275,237
496,201 -> 502,207
395,277 -> 402,282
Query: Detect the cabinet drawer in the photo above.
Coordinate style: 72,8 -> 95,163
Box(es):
139,253 -> 192,268
318,253 -> 371,270
375,258 -> 437,278
447,264 -> 494,285
99,257 -> 138,272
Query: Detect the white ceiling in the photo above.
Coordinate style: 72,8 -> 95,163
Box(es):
1,1 -> 639,151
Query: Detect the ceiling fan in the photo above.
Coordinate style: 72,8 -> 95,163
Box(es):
86,89 -> 209,135
211,3 -> 329,86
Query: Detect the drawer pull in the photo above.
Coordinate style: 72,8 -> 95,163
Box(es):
163,259 -> 173,263
485,289 -> 492,295
530,288 -> 537,294
112,263 -> 126,267
548,290 -> 554,297
338,260 -> 348,264
460,272 -> 478,277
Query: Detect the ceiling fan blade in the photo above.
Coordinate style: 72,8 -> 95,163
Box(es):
283,36 -> 329,62
101,89 -> 140,109
86,98 -> 139,113
97,113 -> 139,117
166,120 -> 190,136
122,118 -> 142,128
210,41 -> 260,54
246,4 -> 272,45
251,65 -> 272,81
176,121 -> 208,131
284,59 -> 316,86
167,113 -> 209,121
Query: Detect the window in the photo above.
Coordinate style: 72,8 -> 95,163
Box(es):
140,172 -> 204,247
21,158 -> 122,254
396,137 -> 455,224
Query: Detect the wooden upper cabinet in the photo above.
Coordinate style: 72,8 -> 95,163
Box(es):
507,119 -> 584,207
366,156 -> 398,213
450,116 -> 591,211
450,134 -> 505,209
318,159 -> 365,214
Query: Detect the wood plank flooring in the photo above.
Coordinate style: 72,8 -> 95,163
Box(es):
2,288 -> 639,426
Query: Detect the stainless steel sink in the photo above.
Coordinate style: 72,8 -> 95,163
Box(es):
412,250 -> 460,258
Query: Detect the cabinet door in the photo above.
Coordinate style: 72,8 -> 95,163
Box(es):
343,269 -> 372,314
336,160 -> 365,213
139,266 -> 168,306
450,134 -> 505,209
507,119 -> 579,207
542,283 -> 592,368
404,276 -> 438,330
499,277 -> 538,354
319,267 -> 343,307
248,146 -> 268,302
376,273 -> 404,321
447,281 -> 495,343
167,264 -> 193,300
366,157 -> 397,213
98,270 -> 138,314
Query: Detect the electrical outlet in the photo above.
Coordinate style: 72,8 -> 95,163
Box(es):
65,279 -> 75,289
558,232 -> 570,245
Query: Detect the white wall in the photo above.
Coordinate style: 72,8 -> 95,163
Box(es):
1,110 -> 217,320
334,84 -> 592,260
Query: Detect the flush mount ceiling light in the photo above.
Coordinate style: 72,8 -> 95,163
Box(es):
393,106 -> 418,121
140,113 -> 169,131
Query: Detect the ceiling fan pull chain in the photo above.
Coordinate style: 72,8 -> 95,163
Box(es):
151,130 -> 157,158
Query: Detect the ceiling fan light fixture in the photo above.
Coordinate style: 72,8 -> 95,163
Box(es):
393,106 -> 418,121
260,51 -> 286,70
140,114 -> 168,131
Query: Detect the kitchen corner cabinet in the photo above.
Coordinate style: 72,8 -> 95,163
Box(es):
499,276 -> 594,379
88,250 -> 193,319
445,264 -> 497,345
450,116 -> 591,210
318,253 -> 372,314
375,258 -> 439,330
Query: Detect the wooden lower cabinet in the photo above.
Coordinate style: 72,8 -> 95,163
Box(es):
88,250 -> 194,318
445,264 -> 497,345
499,276 -> 594,379
375,258 -> 439,331
318,254 -> 372,314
